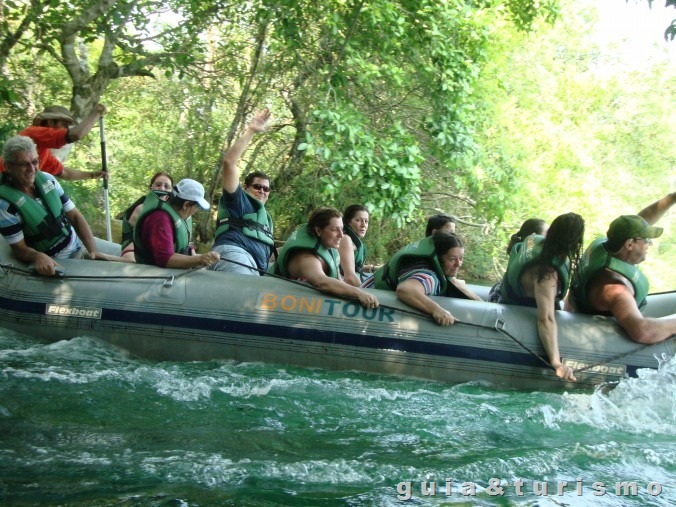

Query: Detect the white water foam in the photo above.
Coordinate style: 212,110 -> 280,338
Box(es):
556,354 -> 676,436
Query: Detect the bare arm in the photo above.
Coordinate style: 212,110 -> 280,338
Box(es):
128,203 -> 143,228
68,103 -> 107,142
601,283 -> 676,343
222,109 -> 271,193
396,278 -> 456,326
166,250 -> 220,269
57,104 -> 109,181
449,277 -> 483,301
338,235 -> 361,287
59,167 -> 107,181
533,272 -> 576,381
287,251 -> 378,308
65,208 -> 98,258
637,191 -> 676,225
9,240 -> 61,276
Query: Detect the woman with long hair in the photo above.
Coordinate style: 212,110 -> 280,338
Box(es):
500,212 -> 585,382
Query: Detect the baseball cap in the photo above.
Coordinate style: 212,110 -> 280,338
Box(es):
33,106 -> 76,126
174,179 -> 210,210
607,215 -> 663,244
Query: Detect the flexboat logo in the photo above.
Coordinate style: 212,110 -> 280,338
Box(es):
563,358 -> 626,376
46,304 -> 102,319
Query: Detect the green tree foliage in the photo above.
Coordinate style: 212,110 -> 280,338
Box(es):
469,0 -> 675,288
1,0 -> 673,290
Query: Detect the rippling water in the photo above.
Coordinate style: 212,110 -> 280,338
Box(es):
1,327 -> 674,506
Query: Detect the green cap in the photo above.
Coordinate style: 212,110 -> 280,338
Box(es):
607,215 -> 663,244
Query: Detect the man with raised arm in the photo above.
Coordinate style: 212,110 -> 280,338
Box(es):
566,192 -> 676,344
0,104 -> 108,181
209,109 -> 275,275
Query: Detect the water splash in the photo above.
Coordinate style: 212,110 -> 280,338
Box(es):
557,354 -> 676,435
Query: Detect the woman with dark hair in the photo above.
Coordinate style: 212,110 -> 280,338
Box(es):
505,218 -> 548,255
372,231 -> 481,325
500,212 -> 585,382
120,172 -> 174,260
275,207 -> 379,308
133,179 -> 219,268
338,204 -> 370,286
487,218 -> 548,303
425,214 -> 455,237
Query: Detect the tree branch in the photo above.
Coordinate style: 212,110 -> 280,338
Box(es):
422,191 -> 476,206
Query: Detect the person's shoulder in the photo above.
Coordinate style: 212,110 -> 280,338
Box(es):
40,172 -> 63,190
140,209 -> 171,232
593,268 -> 630,288
129,203 -> 143,222
20,125 -> 45,136
0,196 -> 12,212
20,126 -> 68,145
147,207 -> 171,217
221,185 -> 247,204
589,270 -> 635,307
288,249 -> 323,276
338,233 -> 354,251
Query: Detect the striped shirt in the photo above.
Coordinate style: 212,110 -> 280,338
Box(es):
361,260 -> 442,295
0,172 -> 82,258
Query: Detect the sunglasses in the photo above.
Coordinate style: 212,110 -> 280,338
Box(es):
633,237 -> 653,246
8,159 -> 39,170
251,183 -> 271,193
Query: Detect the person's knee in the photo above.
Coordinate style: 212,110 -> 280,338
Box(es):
208,260 -> 227,272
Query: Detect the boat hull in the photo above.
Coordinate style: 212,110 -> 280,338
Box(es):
1,241 -> 673,390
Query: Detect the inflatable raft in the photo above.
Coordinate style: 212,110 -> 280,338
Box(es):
0,239 -> 673,390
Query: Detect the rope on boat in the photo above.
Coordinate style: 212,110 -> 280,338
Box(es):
570,334 -> 675,375
0,261 -> 203,281
218,257 -> 676,377
3,255 -> 669,378
217,256 -> 559,370
493,319 -> 552,369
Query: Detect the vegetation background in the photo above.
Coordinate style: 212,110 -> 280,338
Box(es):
1,0 -> 674,290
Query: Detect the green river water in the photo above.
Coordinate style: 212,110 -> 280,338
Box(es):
1,327 -> 674,506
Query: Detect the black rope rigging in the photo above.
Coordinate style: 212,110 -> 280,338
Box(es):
571,335 -> 675,374
0,261 -> 204,281
216,257 -> 675,376
217,256 -> 557,370
2,255 -> 671,378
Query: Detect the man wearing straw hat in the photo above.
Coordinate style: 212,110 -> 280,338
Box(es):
0,104 -> 108,181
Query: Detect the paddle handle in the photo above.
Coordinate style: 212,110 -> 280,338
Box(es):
99,117 -> 112,242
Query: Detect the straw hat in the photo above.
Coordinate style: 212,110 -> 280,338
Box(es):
32,106 -> 76,126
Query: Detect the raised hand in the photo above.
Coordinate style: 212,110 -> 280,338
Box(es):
249,109 -> 271,133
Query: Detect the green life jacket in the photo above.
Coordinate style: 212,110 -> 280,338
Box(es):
340,225 -> 367,277
275,224 -> 340,279
500,234 -> 571,307
0,171 -> 72,256
571,237 -> 649,313
120,191 -> 171,250
215,193 -> 275,247
373,236 -> 453,294
132,191 -> 191,265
